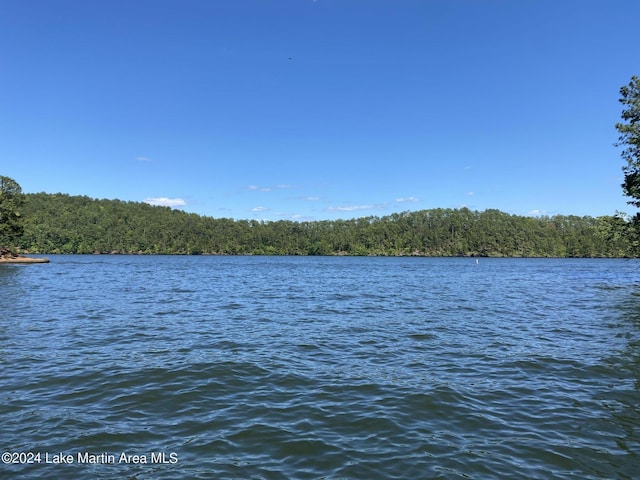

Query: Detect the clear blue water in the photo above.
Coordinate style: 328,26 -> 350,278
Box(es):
1,255 -> 639,479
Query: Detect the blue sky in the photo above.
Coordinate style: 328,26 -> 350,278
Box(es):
1,0 -> 638,221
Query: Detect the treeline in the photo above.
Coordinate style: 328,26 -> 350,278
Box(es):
17,192 -> 639,257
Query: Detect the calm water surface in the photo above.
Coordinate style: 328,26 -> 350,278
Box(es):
1,256 -> 639,479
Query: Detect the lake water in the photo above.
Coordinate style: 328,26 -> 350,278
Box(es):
1,255 -> 639,479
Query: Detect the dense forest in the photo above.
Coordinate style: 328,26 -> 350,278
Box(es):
14,192 -> 639,257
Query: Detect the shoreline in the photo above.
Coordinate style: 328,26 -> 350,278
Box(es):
0,255 -> 50,264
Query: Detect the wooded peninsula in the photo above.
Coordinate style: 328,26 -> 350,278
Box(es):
15,193 -> 639,257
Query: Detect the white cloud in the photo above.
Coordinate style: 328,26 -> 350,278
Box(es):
135,156 -> 151,162
248,185 -> 272,192
465,191 -> 475,196
304,196 -> 321,201
275,212 -> 314,221
528,209 -> 547,216
395,196 -> 419,203
251,206 -> 269,212
144,197 -> 186,207
327,205 -> 374,212
248,184 -> 293,192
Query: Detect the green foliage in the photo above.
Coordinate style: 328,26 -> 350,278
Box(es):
15,192 -> 639,257
616,75 -> 640,207
0,176 -> 25,252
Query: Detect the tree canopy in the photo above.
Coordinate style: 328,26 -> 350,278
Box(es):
0,175 -> 25,252
13,192 -> 639,257
616,75 -> 640,207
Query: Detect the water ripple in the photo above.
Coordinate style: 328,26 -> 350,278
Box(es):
1,256 -> 640,479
